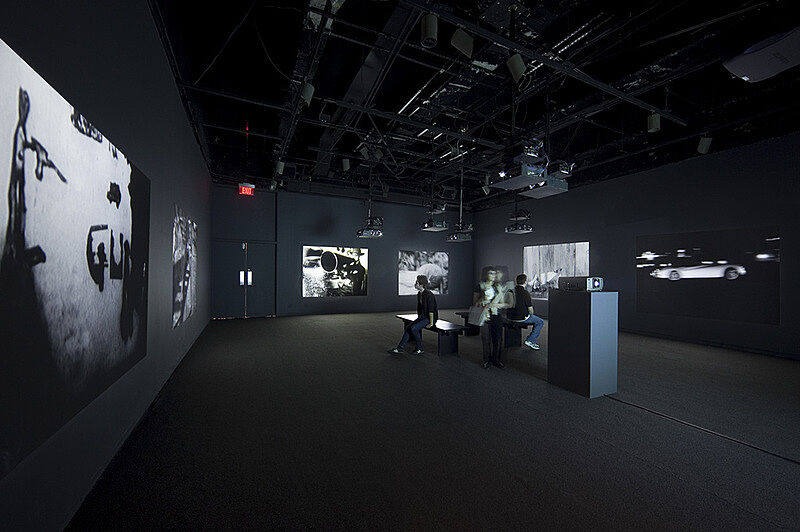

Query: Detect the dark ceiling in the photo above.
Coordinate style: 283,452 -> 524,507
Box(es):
149,0 -> 800,211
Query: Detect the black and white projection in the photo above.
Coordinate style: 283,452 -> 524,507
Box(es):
172,205 -> 197,327
398,250 -> 448,295
636,228 -> 780,323
302,245 -> 368,297
523,242 -> 590,300
0,38 -> 150,479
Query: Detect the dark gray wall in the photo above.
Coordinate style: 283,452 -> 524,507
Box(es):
212,185 -> 474,315
474,133 -> 800,358
0,1 -> 210,529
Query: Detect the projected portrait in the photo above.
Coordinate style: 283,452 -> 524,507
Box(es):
302,245 -> 368,297
636,228 -> 780,323
523,242 -> 589,299
398,250 -> 448,295
0,38 -> 150,479
172,205 -> 197,328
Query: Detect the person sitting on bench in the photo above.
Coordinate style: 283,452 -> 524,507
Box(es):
389,275 -> 438,355
507,274 -> 544,350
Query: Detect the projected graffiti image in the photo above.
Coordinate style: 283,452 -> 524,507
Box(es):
0,38 -> 150,479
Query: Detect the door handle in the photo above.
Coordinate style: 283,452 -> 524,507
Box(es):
239,270 -> 245,286
247,270 -> 253,286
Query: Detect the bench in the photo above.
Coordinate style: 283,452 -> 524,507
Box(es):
502,318 -> 532,348
396,314 -> 466,356
454,311 -> 480,336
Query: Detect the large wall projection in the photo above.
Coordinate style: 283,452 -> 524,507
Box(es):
302,245 -> 368,297
172,204 -> 197,327
398,250 -> 448,295
636,228 -> 780,323
0,38 -> 150,479
523,242 -> 589,299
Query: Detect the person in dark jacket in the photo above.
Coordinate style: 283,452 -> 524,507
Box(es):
389,275 -> 438,355
507,274 -> 544,349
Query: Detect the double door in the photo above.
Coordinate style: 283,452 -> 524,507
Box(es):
211,240 -> 275,318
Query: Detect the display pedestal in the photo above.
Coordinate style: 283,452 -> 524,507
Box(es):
547,289 -> 618,398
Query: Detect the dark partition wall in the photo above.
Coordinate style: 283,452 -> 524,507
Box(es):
0,1 -> 210,528
211,185 -> 474,317
473,133 -> 800,358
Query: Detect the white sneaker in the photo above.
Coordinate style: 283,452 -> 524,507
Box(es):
524,340 -> 540,350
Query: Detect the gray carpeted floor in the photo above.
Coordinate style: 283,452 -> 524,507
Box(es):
69,311 -> 800,530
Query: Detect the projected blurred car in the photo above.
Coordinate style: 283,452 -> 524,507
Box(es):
650,264 -> 747,281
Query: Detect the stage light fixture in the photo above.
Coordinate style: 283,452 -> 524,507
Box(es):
342,158 -> 350,171
269,180 -> 277,192
697,136 -> 712,154
276,161 -> 285,174
647,113 -> 661,133
358,197 -> 383,238
450,28 -> 473,58
421,13 -> 438,48
506,53 -> 526,83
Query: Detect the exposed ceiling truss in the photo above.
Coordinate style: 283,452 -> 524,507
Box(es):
149,0 -> 800,211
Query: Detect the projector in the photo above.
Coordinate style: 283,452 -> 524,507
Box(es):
446,231 -> 472,242
518,176 -> 568,199
723,26 -> 800,82
357,227 -> 383,238
505,221 -> 533,234
558,276 -> 603,291
421,218 -> 448,232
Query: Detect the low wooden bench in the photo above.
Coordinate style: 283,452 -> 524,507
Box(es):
454,311 -> 480,336
502,318 -> 532,348
396,314 -> 466,356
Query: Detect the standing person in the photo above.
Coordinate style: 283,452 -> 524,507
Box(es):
389,275 -> 438,355
473,267 -> 513,369
507,274 -> 544,350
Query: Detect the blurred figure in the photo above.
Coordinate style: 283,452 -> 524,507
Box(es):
473,266 -> 513,368
389,275 -> 438,355
507,274 -> 544,350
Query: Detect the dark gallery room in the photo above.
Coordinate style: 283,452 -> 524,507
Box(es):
1,0 -> 800,529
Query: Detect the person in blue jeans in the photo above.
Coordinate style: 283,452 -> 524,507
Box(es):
507,274 -> 544,349
389,275 -> 438,355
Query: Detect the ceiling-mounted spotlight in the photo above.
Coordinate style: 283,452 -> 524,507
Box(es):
301,82 -> 315,106
276,161 -> 285,175
647,113 -> 661,133
269,179 -> 278,192
697,136 -> 712,154
506,53 -> 526,83
421,13 -> 438,49
450,28 -> 473,58
551,160 -> 575,177
342,158 -> 350,171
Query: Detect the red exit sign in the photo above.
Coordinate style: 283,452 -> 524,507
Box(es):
238,183 -> 255,196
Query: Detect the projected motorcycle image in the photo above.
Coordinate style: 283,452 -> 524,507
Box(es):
636,227 -> 779,323
398,250 -> 448,295
0,38 -> 150,479
302,245 -> 368,297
